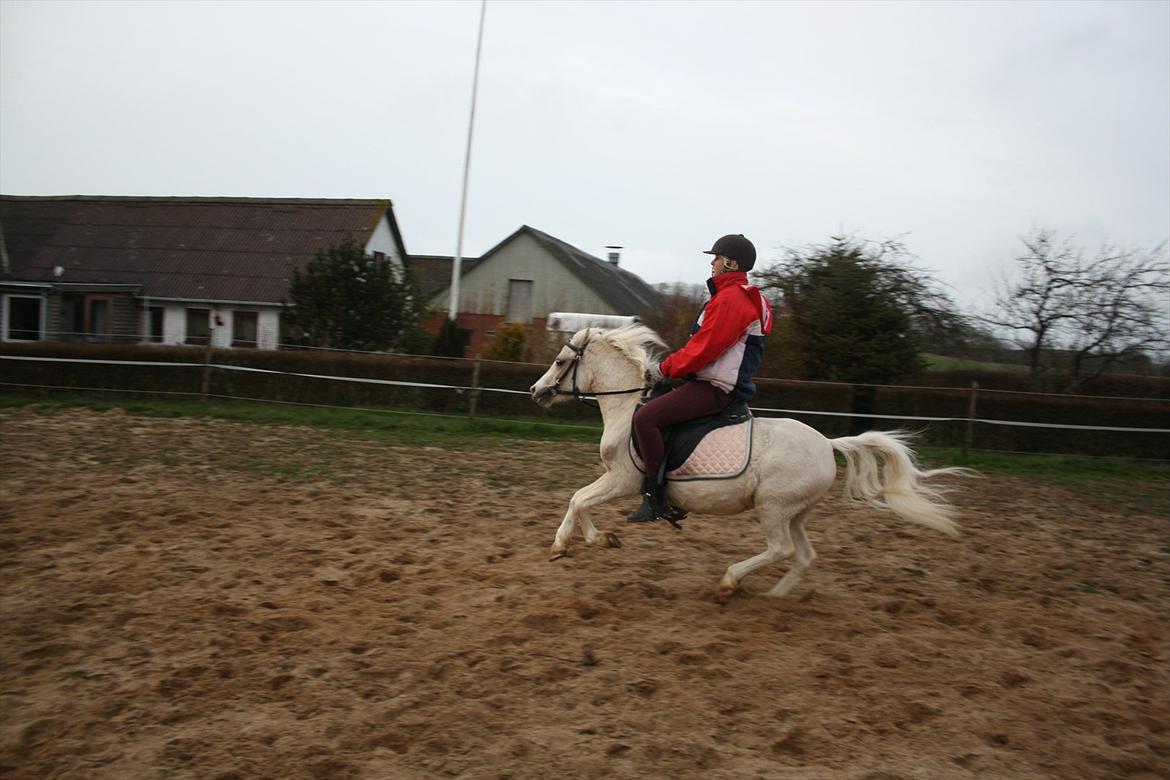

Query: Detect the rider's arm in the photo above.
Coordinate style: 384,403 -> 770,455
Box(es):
659,293 -> 752,378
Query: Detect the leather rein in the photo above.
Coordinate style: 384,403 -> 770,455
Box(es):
554,336 -> 649,409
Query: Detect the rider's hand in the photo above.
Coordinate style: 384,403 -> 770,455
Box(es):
645,362 -> 671,397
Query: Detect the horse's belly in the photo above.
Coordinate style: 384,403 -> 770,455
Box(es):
668,479 -> 756,516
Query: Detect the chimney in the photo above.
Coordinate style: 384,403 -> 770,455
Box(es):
605,245 -> 623,266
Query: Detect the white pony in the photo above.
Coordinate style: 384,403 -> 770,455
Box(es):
529,325 -> 967,599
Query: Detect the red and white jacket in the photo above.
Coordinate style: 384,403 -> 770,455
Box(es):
659,271 -> 773,400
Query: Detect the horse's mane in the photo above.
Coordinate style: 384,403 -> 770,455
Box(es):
598,324 -> 668,372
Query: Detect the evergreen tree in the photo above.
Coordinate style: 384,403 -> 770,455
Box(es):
756,236 -> 955,384
284,238 -> 423,351
431,318 -> 466,357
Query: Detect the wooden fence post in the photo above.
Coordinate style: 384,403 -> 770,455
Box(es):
963,381 -> 979,455
200,337 -> 213,403
468,355 -> 482,419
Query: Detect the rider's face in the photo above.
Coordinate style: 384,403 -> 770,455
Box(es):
711,255 -> 736,277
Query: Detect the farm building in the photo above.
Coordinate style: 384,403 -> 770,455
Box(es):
413,225 -> 658,357
0,195 -> 407,349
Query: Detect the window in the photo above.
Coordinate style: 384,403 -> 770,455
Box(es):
62,294 -> 85,341
506,279 -> 534,323
146,306 -> 164,343
232,311 -> 258,348
185,308 -> 210,345
4,295 -> 42,341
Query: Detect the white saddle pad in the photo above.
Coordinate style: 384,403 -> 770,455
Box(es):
630,419 -> 753,482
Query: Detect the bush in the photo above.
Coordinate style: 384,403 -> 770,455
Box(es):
483,324 -> 531,362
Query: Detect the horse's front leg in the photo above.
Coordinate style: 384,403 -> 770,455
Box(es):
549,471 -> 635,561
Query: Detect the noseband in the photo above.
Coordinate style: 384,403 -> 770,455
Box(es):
554,336 -> 648,408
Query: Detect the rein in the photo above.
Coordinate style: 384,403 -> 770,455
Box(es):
554,336 -> 648,408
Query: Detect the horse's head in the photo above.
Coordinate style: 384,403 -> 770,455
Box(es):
529,325 -> 666,407
529,328 -> 597,407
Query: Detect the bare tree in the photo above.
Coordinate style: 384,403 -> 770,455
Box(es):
984,228 -> 1170,387
1064,242 -> 1170,389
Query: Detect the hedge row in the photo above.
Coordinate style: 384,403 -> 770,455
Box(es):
2,342 -> 1167,458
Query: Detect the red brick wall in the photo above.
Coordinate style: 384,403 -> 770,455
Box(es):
420,312 -> 550,358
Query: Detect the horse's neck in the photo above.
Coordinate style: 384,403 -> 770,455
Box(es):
596,393 -> 639,430
596,393 -> 640,462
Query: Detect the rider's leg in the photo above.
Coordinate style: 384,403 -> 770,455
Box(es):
628,381 -> 736,523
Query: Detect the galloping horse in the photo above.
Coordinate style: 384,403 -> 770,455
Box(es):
529,325 -> 967,599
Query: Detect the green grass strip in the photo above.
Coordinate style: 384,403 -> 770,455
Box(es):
2,391 -> 1166,483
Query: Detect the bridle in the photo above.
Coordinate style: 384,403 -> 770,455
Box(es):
553,335 -> 648,408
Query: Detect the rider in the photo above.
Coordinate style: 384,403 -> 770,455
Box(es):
628,233 -> 773,524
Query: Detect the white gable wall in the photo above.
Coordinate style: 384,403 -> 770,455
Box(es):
364,215 -> 404,267
157,302 -> 281,349
440,232 -> 617,318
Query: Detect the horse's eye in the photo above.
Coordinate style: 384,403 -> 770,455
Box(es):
555,359 -> 564,366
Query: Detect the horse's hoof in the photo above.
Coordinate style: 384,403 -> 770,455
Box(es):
604,532 -> 622,549
714,580 -> 739,604
549,546 -> 569,562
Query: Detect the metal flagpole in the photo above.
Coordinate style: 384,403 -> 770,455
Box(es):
448,0 -> 487,321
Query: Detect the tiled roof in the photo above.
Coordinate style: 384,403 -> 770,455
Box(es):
0,195 -> 402,303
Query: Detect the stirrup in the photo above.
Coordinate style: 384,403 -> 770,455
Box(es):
659,504 -> 687,530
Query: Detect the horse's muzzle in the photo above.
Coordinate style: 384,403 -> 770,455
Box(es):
530,384 -> 556,407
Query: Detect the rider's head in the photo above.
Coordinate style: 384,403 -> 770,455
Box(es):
703,234 -> 756,274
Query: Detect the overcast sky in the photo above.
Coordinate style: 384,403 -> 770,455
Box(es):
2,0 -> 1167,310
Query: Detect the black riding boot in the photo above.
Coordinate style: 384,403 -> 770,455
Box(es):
627,477 -> 688,528
626,477 -> 659,523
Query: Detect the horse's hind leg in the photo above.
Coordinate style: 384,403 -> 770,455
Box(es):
717,505 -> 802,600
767,512 -> 817,598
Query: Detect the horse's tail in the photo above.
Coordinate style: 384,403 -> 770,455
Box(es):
830,430 -> 969,537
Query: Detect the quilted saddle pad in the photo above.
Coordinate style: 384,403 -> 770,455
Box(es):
630,419 -> 753,482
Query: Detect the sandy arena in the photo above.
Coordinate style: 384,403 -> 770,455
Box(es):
1,408 -> 1167,779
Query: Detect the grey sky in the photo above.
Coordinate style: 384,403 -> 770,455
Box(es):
2,0 -> 1167,310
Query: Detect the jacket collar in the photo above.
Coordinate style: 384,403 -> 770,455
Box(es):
706,271 -> 749,295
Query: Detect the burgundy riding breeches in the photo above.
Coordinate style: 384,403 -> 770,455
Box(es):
633,380 -> 735,480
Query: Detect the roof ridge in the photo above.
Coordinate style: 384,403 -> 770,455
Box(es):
0,194 -> 391,206
522,225 -> 608,266
518,225 -> 656,315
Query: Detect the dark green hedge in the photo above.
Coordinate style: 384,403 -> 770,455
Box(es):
2,342 -> 1167,458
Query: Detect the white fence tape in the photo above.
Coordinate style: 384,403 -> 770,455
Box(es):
750,406 -> 1170,433
1,355 -> 201,368
3,354 -> 1168,434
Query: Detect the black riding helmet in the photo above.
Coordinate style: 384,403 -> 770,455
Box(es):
703,233 -> 756,271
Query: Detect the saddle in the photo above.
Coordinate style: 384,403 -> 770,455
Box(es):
630,399 -> 753,481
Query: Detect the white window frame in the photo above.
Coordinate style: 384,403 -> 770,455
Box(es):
185,307 -> 211,346
2,293 -> 46,342
232,310 -> 259,348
